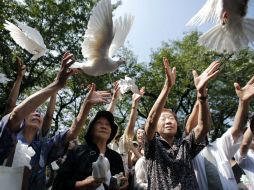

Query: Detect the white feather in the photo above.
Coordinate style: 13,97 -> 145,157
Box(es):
199,18 -> 254,53
186,0 -> 223,26
0,73 -> 11,84
4,20 -> 47,60
71,0 -> 134,76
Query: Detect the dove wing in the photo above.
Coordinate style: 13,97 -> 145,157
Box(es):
186,0 -> 223,26
4,20 -> 45,55
81,0 -> 113,62
15,20 -> 46,49
108,14 -> 134,57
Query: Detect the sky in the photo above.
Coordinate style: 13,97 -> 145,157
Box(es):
113,0 -> 254,63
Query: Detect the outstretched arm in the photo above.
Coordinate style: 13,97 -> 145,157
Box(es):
239,115 -> 254,156
8,52 -> 76,132
125,87 -> 145,140
41,94 -> 57,137
65,84 -> 111,142
145,58 -> 176,141
192,61 -> 220,143
107,81 -> 120,113
4,57 -> 26,114
231,76 -> 254,141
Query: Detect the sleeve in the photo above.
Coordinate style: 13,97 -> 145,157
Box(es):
0,114 -> 16,165
234,150 -> 250,169
217,128 -> 243,160
144,134 -> 156,160
52,149 -> 77,190
134,157 -> 148,189
182,130 -> 207,159
46,130 -> 69,164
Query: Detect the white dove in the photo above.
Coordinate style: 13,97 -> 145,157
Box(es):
118,76 -> 140,95
4,20 -> 47,60
187,0 -> 254,53
92,153 -> 110,181
0,73 -> 11,84
70,0 -> 134,76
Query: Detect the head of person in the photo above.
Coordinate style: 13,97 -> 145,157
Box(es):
157,108 -> 178,139
85,111 -> 118,145
136,127 -> 145,145
24,109 -> 44,132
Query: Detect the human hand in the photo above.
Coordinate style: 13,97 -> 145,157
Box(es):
193,61 -> 220,95
112,81 -> 120,101
132,87 -> 145,104
234,76 -> 254,103
86,83 -> 111,105
163,57 -> 176,89
75,176 -> 103,190
16,57 -> 26,77
55,52 -> 76,88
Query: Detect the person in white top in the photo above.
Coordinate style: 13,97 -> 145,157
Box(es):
134,156 -> 147,190
185,75 -> 254,190
234,114 -> 254,189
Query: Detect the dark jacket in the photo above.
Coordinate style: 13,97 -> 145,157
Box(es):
52,143 -> 124,190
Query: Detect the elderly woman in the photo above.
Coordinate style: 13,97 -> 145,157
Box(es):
52,110 -> 128,190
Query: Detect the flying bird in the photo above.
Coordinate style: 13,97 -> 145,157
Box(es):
187,0 -> 254,53
0,73 -> 11,84
70,0 -> 134,76
4,20 -> 47,60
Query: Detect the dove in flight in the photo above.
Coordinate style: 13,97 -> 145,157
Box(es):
0,73 -> 11,84
70,0 -> 134,76
187,0 -> 254,53
4,20 -> 47,60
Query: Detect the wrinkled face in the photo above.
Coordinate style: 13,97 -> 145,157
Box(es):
24,111 -> 43,131
136,128 -> 144,145
157,111 -> 178,138
91,117 -> 112,142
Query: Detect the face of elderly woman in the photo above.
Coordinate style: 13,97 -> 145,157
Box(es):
91,117 -> 112,142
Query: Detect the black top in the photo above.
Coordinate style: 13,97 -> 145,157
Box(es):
52,143 -> 124,190
145,131 -> 206,190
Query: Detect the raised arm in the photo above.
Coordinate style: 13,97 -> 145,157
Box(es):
185,100 -> 199,134
124,87 -> 145,140
192,61 -> 220,143
41,94 -> 57,137
231,76 -> 254,141
145,58 -> 176,141
8,52 -> 75,132
65,83 -> 111,142
239,114 -> 254,156
4,57 -> 26,114
107,81 -> 120,113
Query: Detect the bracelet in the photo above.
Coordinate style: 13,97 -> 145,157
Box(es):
132,106 -> 136,109
197,96 -> 208,101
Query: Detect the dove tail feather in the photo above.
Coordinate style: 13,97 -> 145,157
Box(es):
199,19 -> 254,53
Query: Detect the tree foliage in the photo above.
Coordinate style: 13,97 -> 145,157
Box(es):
1,1 -> 254,141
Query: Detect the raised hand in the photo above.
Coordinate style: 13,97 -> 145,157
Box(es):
234,76 -> 254,103
163,57 -> 176,88
192,61 -> 220,94
86,83 -> 111,105
55,52 -> 76,88
112,81 -> 120,100
132,87 -> 145,103
16,57 -> 26,77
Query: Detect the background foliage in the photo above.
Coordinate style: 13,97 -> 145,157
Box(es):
1,0 -> 254,142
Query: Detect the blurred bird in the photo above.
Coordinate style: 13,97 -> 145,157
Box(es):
4,20 -> 47,60
187,0 -> 254,53
0,73 -> 11,84
70,0 -> 134,76
92,153 -> 110,181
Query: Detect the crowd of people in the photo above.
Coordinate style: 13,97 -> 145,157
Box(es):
0,53 -> 254,190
